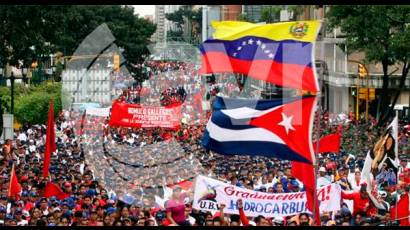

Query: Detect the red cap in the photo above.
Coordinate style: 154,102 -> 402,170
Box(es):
20,176 -> 28,182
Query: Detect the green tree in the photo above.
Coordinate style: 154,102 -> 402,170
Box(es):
14,82 -> 62,124
165,8 -> 185,31
167,30 -> 184,42
166,6 -> 202,44
261,6 -> 281,23
237,13 -> 254,23
53,6 -> 156,82
326,6 -> 410,124
0,5 -> 66,67
0,6 -> 156,83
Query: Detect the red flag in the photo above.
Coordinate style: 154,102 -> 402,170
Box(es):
8,164 -> 22,199
313,133 -> 341,154
43,182 -> 70,200
43,100 -> 56,178
390,193 -> 409,226
291,161 -> 321,226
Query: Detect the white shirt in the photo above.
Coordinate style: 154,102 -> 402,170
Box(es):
29,145 -> 36,153
317,176 -> 331,188
17,219 -> 28,226
349,177 -> 364,192
18,133 -> 27,142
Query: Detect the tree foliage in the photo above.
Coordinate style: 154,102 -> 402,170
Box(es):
0,82 -> 62,124
261,6 -> 282,23
0,6 -> 157,82
237,13 -> 254,23
165,6 -> 202,44
326,5 -> 410,124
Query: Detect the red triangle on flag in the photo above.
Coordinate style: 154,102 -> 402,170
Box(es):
250,97 -> 316,163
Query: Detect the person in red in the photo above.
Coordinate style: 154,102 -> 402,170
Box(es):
341,184 -> 370,216
390,185 -> 410,226
237,199 -> 249,226
165,186 -> 189,226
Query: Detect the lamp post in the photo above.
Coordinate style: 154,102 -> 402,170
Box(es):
0,66 -> 29,115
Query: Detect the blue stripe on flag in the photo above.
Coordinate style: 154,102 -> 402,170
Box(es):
202,130 -> 311,163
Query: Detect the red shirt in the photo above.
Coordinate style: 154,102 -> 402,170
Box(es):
166,199 -> 186,224
342,191 -> 369,215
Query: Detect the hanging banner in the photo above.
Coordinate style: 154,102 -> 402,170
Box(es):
109,101 -> 181,129
193,175 -> 341,218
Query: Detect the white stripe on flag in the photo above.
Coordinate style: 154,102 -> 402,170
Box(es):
220,105 -> 282,120
206,119 -> 285,143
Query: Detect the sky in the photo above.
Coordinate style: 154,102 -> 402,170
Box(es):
132,5 -> 155,18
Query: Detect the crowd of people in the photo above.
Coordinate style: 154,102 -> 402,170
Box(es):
1,60 -> 410,226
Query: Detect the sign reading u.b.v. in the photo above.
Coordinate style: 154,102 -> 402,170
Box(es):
193,175 -> 341,218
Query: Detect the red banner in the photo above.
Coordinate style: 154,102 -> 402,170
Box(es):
109,101 -> 181,129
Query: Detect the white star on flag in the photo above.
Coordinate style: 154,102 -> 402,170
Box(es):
268,53 -> 274,58
278,112 -> 295,134
256,40 -> 262,46
233,52 -> 237,57
242,41 -> 247,46
261,44 -> 266,50
248,38 -> 254,45
264,50 -> 271,54
237,46 -> 242,51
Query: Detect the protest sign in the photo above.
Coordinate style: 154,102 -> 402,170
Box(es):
86,107 -> 111,117
109,101 -> 181,129
193,175 -> 341,218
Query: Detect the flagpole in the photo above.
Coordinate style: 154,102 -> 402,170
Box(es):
395,112 -> 399,225
312,95 -> 321,226
8,163 -> 14,197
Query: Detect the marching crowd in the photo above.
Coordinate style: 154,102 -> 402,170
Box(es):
1,104 -> 409,226
1,60 -> 410,226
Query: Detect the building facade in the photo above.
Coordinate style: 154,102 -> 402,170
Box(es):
153,5 -> 166,43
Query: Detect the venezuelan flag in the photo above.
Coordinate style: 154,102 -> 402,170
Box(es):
199,20 -> 322,92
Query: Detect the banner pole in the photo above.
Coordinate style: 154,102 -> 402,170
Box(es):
313,96 -> 321,226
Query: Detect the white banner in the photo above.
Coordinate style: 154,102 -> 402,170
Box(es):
86,107 -> 111,117
193,175 -> 341,218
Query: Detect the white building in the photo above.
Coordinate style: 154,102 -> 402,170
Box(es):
62,69 -> 113,106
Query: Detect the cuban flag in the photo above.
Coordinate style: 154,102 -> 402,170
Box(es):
202,96 -> 317,163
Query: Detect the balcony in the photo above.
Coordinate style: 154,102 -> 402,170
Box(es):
323,72 -> 410,89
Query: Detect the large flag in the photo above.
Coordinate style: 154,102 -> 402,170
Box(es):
390,192 -> 409,226
199,20 -> 321,92
291,161 -> 321,225
43,182 -> 70,200
202,96 -> 317,163
313,133 -> 341,154
361,116 -> 399,207
8,164 -> 21,199
43,100 -> 56,178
